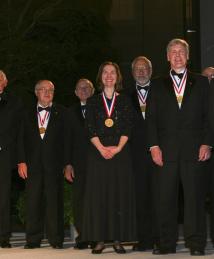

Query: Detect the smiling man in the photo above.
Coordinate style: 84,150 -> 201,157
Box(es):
17,80 -> 66,249
146,39 -> 211,256
125,56 -> 154,251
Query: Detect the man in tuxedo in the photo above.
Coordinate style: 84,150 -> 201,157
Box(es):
146,39 -> 211,256
125,56 -> 153,251
0,70 -> 22,248
64,78 -> 94,249
202,68 -> 214,245
18,80 -> 66,249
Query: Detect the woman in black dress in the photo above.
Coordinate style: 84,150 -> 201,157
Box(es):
82,61 -> 136,254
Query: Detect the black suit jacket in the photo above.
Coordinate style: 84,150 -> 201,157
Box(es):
65,102 -> 89,174
0,90 -> 23,169
146,72 -> 211,161
209,79 -> 214,146
124,81 -> 150,155
17,103 -> 66,174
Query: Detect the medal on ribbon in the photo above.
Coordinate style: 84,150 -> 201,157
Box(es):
140,105 -> 146,112
39,127 -> 46,134
170,69 -> 187,104
37,108 -> 50,134
137,86 -> 149,113
102,92 -> 116,128
177,95 -> 183,103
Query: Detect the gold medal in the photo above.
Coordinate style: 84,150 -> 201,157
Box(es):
141,105 -> 146,112
105,118 -> 114,127
177,95 -> 183,104
39,127 -> 46,134
102,92 -> 116,128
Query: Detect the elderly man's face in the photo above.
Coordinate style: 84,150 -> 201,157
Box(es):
132,60 -> 152,85
167,44 -> 188,71
35,80 -> 54,106
0,74 -> 7,93
75,80 -> 93,102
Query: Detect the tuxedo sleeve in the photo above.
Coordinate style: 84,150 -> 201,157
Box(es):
0,96 -> 23,151
201,77 -> 212,146
17,111 -> 26,163
85,96 -> 97,139
64,107 -> 74,166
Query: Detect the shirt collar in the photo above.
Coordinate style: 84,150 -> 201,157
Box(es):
37,102 -> 52,108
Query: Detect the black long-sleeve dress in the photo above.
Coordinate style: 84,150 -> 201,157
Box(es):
82,93 -> 136,242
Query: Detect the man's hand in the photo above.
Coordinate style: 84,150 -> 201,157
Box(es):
150,146 -> 163,166
198,145 -> 211,161
64,165 -> 75,182
18,163 -> 28,179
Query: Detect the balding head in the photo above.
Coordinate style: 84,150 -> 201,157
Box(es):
35,80 -> 55,107
75,78 -> 94,103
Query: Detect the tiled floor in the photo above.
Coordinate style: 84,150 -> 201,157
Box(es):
0,233 -> 213,259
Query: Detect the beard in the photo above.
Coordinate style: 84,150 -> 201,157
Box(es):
136,76 -> 150,86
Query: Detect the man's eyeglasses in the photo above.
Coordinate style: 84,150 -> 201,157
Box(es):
37,88 -> 54,94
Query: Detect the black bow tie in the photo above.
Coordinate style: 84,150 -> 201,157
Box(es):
137,84 -> 150,91
171,70 -> 183,79
38,106 -> 51,112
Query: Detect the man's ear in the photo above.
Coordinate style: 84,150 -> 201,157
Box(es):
4,79 -> 8,87
167,53 -> 170,62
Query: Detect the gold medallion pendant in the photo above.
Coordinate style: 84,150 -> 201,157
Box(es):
39,127 -> 46,134
141,105 -> 146,112
177,95 -> 183,104
105,118 -> 114,127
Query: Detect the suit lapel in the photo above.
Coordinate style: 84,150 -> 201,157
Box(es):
29,106 -> 41,139
130,86 -> 147,120
43,103 -> 58,140
133,88 -> 142,114
163,76 -> 180,110
76,102 -> 85,125
180,71 -> 195,109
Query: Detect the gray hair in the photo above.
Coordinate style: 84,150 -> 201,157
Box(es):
75,78 -> 95,93
167,38 -> 189,56
35,80 -> 55,91
131,56 -> 152,71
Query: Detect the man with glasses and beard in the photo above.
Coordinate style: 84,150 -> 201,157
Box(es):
125,56 -> 154,251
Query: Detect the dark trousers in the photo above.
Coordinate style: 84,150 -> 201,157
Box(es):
0,151 -> 12,242
153,160 -> 206,250
26,169 -> 64,245
206,154 -> 214,242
